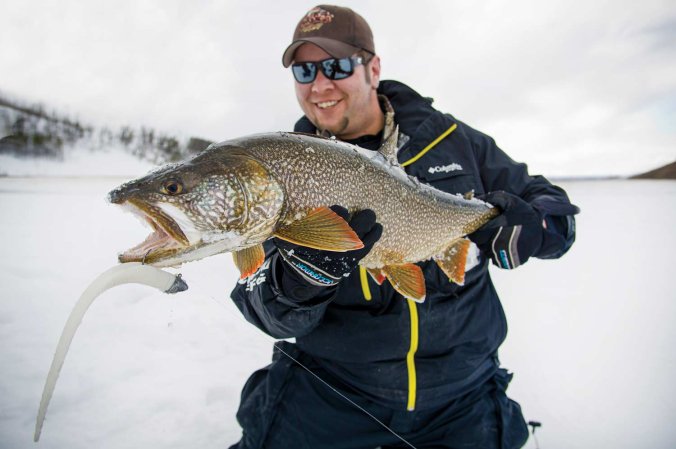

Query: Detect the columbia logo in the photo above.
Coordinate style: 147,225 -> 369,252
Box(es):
428,163 -> 463,174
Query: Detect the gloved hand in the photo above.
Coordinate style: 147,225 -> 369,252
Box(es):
273,206 -> 383,296
469,191 -> 544,269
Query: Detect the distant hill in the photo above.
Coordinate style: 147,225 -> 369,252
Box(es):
0,92 -> 212,164
630,161 -> 676,180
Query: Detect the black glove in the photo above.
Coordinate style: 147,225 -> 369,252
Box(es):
273,206 -> 383,296
469,191 -> 545,269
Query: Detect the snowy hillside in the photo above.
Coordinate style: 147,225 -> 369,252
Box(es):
0,95 -> 212,178
0,145 -> 156,177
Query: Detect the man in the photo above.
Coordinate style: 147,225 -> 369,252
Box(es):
230,5 -> 578,449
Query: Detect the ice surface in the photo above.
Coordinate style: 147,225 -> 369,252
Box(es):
0,175 -> 675,449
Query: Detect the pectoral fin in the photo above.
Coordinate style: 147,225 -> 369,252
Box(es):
382,263 -> 426,303
274,206 -> 363,251
435,238 -> 471,285
233,244 -> 265,279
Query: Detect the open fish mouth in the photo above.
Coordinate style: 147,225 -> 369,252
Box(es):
118,199 -> 190,264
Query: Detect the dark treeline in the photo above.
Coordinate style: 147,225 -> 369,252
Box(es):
0,92 -> 212,164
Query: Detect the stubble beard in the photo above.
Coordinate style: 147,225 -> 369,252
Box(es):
319,117 -> 350,138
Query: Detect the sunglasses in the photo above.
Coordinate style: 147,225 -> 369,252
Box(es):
291,56 -> 364,84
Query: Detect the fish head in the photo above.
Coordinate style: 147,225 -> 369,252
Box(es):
107,149 -> 284,267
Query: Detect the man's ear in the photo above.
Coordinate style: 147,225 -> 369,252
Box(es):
369,55 -> 381,89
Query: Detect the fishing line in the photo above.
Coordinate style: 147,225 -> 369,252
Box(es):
272,342 -> 417,449
204,293 -> 418,449
528,421 -> 542,449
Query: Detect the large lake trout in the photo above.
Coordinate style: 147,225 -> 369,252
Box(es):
108,131 -> 498,302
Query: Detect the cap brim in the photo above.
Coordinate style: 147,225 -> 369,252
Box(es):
282,37 -> 362,67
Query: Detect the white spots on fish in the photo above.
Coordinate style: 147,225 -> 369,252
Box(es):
305,147 -> 316,153
251,204 -> 276,222
192,203 -> 221,229
195,203 -> 207,215
226,133 -> 495,271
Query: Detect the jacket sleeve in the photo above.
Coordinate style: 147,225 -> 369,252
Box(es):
229,241 -> 335,339
466,123 -> 578,260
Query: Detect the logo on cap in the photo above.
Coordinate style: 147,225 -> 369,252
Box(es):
299,7 -> 334,33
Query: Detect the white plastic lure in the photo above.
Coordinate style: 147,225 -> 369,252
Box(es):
34,262 -> 188,442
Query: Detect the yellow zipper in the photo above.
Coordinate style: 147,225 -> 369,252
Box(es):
406,298 -> 419,411
359,266 -> 372,301
359,269 -> 419,411
401,123 -> 458,167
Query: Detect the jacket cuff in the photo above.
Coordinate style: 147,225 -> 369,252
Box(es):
538,214 -> 576,259
269,253 -> 338,306
530,195 -> 578,259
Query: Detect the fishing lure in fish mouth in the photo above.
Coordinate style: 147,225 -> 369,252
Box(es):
34,262 -> 188,442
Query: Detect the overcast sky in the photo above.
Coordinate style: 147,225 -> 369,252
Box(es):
1,0 -> 674,177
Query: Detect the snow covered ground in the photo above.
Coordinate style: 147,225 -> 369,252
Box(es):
0,169 -> 674,448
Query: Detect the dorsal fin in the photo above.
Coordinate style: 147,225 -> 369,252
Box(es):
378,124 -> 400,166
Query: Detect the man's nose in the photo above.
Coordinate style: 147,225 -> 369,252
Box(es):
311,70 -> 334,93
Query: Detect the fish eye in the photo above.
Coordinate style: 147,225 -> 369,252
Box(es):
161,180 -> 184,195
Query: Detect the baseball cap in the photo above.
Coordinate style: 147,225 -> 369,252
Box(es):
282,5 -> 375,67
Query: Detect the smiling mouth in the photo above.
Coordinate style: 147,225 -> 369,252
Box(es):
316,100 -> 340,109
118,199 -> 190,264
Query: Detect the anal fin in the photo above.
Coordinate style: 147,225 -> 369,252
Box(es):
435,239 -> 471,285
382,263 -> 426,303
274,206 -> 363,251
233,244 -> 265,279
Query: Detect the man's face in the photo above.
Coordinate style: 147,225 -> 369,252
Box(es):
293,43 -> 381,140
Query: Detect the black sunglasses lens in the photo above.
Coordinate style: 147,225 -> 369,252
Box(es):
292,63 -> 317,84
321,58 -> 353,80
292,58 -> 356,83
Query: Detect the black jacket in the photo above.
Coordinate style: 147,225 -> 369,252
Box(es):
230,80 -> 576,411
